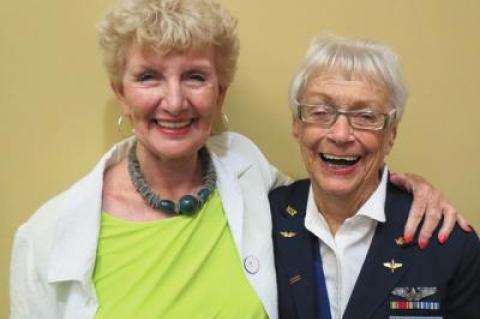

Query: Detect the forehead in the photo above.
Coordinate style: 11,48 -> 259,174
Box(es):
124,42 -> 217,68
303,71 -> 389,107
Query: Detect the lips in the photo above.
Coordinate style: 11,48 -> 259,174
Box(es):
320,153 -> 361,166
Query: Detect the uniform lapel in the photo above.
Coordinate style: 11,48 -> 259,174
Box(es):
343,183 -> 417,319
275,231 -> 317,319
274,180 -> 317,319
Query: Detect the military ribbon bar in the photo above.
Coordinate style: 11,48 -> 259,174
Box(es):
390,301 -> 440,310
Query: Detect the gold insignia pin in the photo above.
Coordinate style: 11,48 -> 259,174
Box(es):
289,274 -> 302,285
383,259 -> 403,273
395,236 -> 405,246
280,231 -> 297,238
286,205 -> 298,217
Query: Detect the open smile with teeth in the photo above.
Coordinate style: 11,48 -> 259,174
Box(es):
156,119 -> 194,129
320,153 -> 361,166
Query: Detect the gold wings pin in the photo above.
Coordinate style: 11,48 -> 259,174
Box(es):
383,259 -> 403,273
391,287 -> 437,301
280,231 -> 297,238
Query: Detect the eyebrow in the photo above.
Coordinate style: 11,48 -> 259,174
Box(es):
303,93 -> 381,109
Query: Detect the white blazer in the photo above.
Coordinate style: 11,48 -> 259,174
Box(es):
10,132 -> 288,319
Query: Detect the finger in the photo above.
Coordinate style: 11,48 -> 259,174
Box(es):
403,178 -> 432,241
456,214 -> 472,232
437,206 -> 457,244
417,192 -> 443,249
403,194 -> 428,243
389,172 -> 413,192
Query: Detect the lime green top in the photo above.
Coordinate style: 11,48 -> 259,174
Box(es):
92,190 -> 267,319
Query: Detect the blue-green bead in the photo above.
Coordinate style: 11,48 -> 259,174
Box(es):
198,188 -> 211,203
179,195 -> 199,215
159,200 -> 176,214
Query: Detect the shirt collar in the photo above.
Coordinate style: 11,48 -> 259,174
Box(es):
305,165 -> 389,235
356,166 -> 388,223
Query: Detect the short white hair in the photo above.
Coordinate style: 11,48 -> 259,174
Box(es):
289,35 -> 408,124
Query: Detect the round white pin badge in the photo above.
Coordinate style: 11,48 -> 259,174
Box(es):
244,255 -> 260,274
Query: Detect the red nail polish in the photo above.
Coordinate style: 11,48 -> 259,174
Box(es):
404,235 -> 412,244
419,240 -> 427,249
439,234 -> 447,245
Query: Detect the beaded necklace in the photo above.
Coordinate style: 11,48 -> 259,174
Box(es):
128,141 -> 217,215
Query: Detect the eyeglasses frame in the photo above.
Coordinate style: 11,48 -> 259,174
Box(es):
296,101 -> 397,131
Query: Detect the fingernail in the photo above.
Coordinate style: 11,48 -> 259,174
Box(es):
439,234 -> 447,245
404,235 -> 412,244
418,240 -> 427,249
465,225 -> 473,232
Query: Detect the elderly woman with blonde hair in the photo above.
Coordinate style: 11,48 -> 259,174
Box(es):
10,0 -> 468,318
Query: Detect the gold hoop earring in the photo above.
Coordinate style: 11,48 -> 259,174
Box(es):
222,113 -> 229,128
212,112 -> 229,135
117,115 -> 134,138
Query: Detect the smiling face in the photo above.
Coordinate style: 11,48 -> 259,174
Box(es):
114,43 -> 226,162
293,72 -> 397,208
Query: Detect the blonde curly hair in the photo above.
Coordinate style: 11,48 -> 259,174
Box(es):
97,0 -> 239,88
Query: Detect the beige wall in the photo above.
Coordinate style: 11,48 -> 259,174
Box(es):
1,0 -> 479,316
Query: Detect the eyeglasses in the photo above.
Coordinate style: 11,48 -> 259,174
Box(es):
296,102 -> 396,131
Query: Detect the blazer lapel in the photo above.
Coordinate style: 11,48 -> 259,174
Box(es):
274,180 -> 318,319
343,183 -> 417,319
212,151 -> 249,251
275,230 -> 317,319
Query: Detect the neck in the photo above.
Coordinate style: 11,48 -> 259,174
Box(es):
312,180 -> 379,236
136,143 -> 202,200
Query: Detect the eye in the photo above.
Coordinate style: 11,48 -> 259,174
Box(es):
356,111 -> 380,123
309,105 -> 333,118
302,105 -> 335,124
136,71 -> 157,82
187,72 -> 206,82
311,108 -> 330,116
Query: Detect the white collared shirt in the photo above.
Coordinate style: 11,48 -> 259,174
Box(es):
304,168 -> 388,319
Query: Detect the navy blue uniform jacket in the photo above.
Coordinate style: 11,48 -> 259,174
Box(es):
270,179 -> 480,319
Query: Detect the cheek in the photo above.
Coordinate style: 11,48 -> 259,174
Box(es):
297,127 -> 325,150
196,93 -> 222,117
298,132 -> 322,166
362,135 -> 389,164
301,146 -> 317,168
124,90 -> 160,114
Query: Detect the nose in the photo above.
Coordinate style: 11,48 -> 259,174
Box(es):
162,80 -> 187,115
327,114 -> 354,143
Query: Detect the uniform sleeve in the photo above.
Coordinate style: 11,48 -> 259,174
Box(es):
447,229 -> 480,318
10,226 -> 37,319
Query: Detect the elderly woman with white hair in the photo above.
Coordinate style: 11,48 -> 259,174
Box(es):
10,0 -> 470,318
271,35 -> 480,319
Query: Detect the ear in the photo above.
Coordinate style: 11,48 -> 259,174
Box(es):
111,80 -> 131,115
384,125 -> 397,156
292,116 -> 302,142
216,85 -> 228,113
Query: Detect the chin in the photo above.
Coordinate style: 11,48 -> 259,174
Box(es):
157,145 -> 202,160
322,185 -> 358,198
313,175 -> 361,196
137,138 -> 200,161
